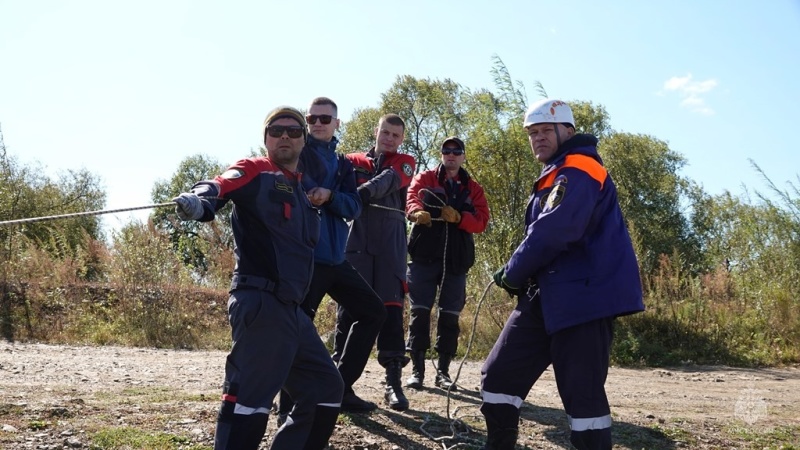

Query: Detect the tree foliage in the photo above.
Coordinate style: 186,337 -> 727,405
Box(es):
598,132 -> 696,274
150,154 -> 232,286
0,129 -> 105,274
338,107 -> 382,154
340,76 -> 469,172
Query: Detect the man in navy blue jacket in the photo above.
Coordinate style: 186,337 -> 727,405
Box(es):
481,99 -> 645,450
277,97 -> 386,421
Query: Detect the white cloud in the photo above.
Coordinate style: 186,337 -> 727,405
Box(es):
661,73 -> 718,115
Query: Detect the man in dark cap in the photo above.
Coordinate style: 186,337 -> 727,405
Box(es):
173,106 -> 343,450
404,136 -> 490,391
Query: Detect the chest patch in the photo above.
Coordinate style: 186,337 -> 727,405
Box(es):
275,181 -> 294,194
402,162 -> 414,177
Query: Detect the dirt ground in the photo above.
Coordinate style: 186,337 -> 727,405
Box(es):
0,341 -> 798,449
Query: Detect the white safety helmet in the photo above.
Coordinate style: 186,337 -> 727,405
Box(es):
523,98 -> 575,129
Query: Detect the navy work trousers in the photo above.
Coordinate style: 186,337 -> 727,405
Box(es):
405,259 -> 467,355
214,289 -> 343,450
480,293 -> 614,450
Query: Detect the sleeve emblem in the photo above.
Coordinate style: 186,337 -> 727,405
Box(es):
221,169 -> 244,179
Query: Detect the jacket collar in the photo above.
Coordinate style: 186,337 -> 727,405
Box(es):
307,135 -> 339,152
435,164 -> 470,187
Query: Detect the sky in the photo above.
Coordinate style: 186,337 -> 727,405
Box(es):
1,0 -> 799,231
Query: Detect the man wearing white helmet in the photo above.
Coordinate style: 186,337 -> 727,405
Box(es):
479,98 -> 644,449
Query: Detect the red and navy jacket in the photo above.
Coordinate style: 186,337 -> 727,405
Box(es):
345,148 -> 415,280
406,165 -> 490,274
503,134 -> 644,334
190,156 -> 320,305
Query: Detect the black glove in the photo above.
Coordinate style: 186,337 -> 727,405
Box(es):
493,267 -> 521,297
172,192 -> 204,221
358,186 -> 371,207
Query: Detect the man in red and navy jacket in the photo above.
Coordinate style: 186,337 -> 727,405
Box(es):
404,136 -> 490,392
336,113 -> 416,411
481,99 -> 644,450
173,106 -> 343,450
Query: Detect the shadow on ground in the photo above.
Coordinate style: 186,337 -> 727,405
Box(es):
335,398 -> 676,450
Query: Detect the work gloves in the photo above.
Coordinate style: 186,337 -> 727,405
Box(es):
173,192 -> 204,221
410,210 -> 432,227
357,186 -> 371,207
440,206 -> 461,224
493,267 -> 521,297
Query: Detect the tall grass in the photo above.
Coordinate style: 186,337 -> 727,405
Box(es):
1,218 -> 798,367
0,222 -> 229,350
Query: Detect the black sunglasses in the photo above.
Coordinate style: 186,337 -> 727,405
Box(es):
306,114 -> 334,125
267,126 -> 305,139
441,148 -> 465,156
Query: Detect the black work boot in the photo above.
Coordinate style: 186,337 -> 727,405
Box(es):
435,353 -> 457,391
340,386 -> 377,413
384,359 -> 409,411
405,350 -> 426,389
482,421 -> 519,450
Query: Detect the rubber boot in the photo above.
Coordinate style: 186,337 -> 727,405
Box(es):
435,353 -> 457,391
405,350 -> 426,389
384,359 -> 409,411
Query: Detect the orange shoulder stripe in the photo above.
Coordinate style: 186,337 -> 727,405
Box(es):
536,154 -> 607,191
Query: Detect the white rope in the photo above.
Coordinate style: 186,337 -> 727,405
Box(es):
0,202 -> 177,226
418,280 -> 496,449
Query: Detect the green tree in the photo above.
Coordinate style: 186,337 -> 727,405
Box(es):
150,154 -> 231,286
338,107 -> 382,154
571,101 -> 612,139
380,75 -> 467,171
598,132 -> 696,275
339,76 -> 470,172
0,129 -> 105,267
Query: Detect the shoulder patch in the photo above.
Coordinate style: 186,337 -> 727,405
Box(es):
545,185 -> 566,210
221,169 -> 244,179
402,162 -> 414,177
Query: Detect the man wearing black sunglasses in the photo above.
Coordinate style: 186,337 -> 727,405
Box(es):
336,114 -> 416,411
276,97 -> 386,420
405,137 -> 490,392
173,106 -> 344,450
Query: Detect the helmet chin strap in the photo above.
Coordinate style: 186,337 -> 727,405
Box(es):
544,124 -> 572,164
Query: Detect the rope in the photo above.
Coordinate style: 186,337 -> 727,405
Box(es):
419,280 -> 496,449
415,187 -> 451,371
0,195 -> 235,227
404,186 -> 491,448
0,201 -> 178,226
366,188 -> 446,223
